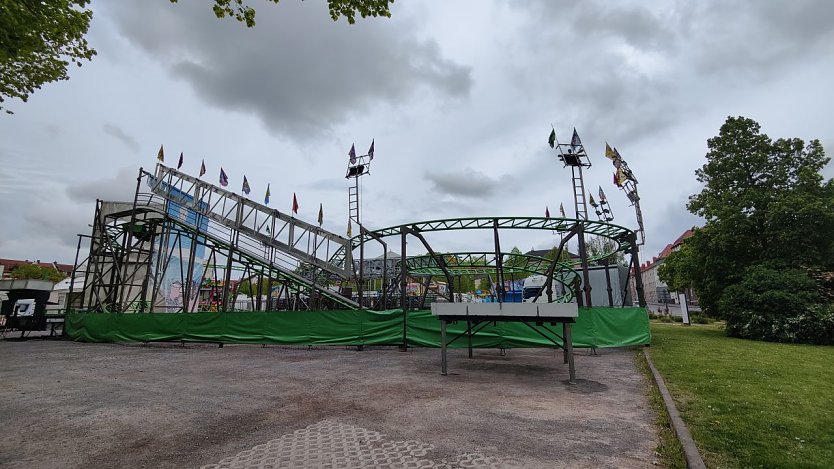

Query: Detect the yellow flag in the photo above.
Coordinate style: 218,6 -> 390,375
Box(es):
157,144 -> 164,162
615,167 -> 628,187
347,218 -> 352,238
604,142 -> 617,161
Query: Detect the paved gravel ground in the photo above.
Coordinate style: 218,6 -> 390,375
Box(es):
0,339 -> 658,468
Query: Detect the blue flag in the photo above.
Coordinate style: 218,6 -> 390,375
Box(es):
242,175 -> 251,195
264,184 -> 271,205
571,128 -> 582,147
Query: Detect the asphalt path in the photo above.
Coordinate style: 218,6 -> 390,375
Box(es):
0,340 -> 658,468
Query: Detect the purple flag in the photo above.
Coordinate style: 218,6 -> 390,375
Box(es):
219,168 -> 228,187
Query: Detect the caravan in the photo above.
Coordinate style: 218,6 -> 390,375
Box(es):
522,274 -> 568,303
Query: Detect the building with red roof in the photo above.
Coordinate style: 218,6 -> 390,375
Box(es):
629,229 -> 696,305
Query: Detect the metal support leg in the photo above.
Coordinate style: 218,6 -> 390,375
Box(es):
563,322 -> 569,364
467,320 -> 473,359
565,322 -> 576,384
441,319 -> 448,376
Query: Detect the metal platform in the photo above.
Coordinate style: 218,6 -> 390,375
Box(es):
431,303 -> 578,383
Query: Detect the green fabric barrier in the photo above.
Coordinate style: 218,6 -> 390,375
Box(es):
65,307 -> 650,348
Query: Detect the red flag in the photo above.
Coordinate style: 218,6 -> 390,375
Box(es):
292,193 -> 299,214
545,206 -> 550,218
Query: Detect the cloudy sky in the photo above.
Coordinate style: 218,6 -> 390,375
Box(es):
2,0 -> 833,265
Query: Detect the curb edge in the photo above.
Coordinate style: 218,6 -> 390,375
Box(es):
643,348 -> 707,469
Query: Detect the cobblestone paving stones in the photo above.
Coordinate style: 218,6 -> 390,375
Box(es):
202,420 -> 522,469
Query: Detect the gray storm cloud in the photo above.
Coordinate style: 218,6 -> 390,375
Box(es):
105,1 -> 472,140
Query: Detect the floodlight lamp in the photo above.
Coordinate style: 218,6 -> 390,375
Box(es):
345,164 -> 368,179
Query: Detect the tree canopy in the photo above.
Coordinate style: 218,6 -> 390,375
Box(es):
171,0 -> 394,27
0,0 -> 96,114
659,116 -> 834,319
10,263 -> 67,283
585,235 -> 625,265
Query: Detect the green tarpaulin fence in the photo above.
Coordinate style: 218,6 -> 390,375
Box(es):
65,307 -> 650,348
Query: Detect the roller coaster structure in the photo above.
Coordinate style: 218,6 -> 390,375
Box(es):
68,164 -> 646,313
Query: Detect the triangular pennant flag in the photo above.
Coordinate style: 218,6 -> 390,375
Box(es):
559,203 -> 566,218
571,128 -> 582,147
292,193 -> 299,214
177,152 -> 184,170
219,168 -> 228,187
349,144 -> 357,164
157,145 -> 164,162
588,194 -> 598,207
605,143 -> 617,161
548,128 -> 556,148
598,186 -> 607,203
242,175 -> 251,195
347,218 -> 353,238
545,206 -> 550,218
318,203 -> 324,226
199,159 -> 206,177
368,140 -> 375,161
264,184 -> 270,205
265,225 -> 271,234
615,167 -> 627,187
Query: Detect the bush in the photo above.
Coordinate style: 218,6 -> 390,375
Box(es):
689,314 -> 714,324
721,266 -> 834,344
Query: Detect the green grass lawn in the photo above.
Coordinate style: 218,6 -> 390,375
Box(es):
648,322 -> 834,469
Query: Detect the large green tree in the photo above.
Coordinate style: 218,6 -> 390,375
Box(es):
585,235 -> 625,266
0,0 -> 96,114
659,116 -> 834,317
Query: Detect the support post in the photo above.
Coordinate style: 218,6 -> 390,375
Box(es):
630,233 -> 647,307
400,229 -> 408,351
492,219 -> 504,303
603,257 -> 614,307
359,224 -> 364,309
441,319 -> 448,376
382,249 -> 388,310
467,319 -> 473,359
577,223 -> 593,307
182,202 -> 200,313
565,321 -> 576,384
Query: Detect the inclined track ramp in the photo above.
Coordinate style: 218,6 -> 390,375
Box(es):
138,167 -> 359,309
147,164 -> 353,279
